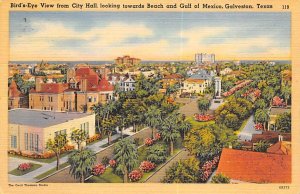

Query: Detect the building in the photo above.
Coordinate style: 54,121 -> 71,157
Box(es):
29,67 -> 114,113
8,109 -> 95,154
216,148 -> 291,183
181,70 -> 212,94
267,140 -> 291,155
114,55 -> 141,66
195,53 -> 215,64
120,76 -> 135,92
161,73 -> 184,89
8,80 -> 28,109
220,67 -> 233,76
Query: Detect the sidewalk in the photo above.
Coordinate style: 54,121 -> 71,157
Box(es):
8,127 -> 134,182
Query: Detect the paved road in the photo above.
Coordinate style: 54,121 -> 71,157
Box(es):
145,149 -> 190,183
8,127 -> 137,183
237,115 -> 262,141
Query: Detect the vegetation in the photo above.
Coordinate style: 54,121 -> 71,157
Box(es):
254,140 -> 270,152
68,148 -> 96,183
211,173 -> 231,183
46,134 -> 67,170
9,163 -> 42,176
70,129 -> 88,150
113,139 -> 138,183
146,144 -> 168,164
275,112 -> 291,132
197,98 -> 211,114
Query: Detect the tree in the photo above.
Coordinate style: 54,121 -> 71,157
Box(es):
162,157 -> 200,183
46,134 -> 67,170
281,85 -> 291,105
254,109 -> 269,130
177,120 -> 192,140
262,86 -> 275,106
224,113 -> 240,130
197,98 -> 211,114
275,112 -> 291,132
159,113 -> 180,155
211,173 -> 230,183
102,117 -> 118,145
254,140 -> 269,152
145,105 -> 162,138
68,148 -> 96,183
146,144 -> 168,164
255,99 -> 267,110
114,139 -> 138,183
184,124 -> 238,160
70,129 -> 88,150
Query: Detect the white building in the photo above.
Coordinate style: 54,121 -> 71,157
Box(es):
220,67 -> 233,76
120,76 -> 135,91
181,70 -> 213,94
195,53 -> 215,64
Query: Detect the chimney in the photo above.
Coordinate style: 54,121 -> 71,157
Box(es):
35,76 -> 43,92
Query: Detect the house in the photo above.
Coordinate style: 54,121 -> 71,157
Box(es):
8,80 -> 28,109
29,67 -> 114,113
267,140 -> 291,155
8,109 -> 95,154
181,70 -> 212,94
161,73 -> 183,89
216,148 -> 291,183
268,107 -> 291,131
220,67 -> 233,76
120,76 -> 135,91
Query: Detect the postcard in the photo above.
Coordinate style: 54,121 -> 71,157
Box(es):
0,0 -> 299,193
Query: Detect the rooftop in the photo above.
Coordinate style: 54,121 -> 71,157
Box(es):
217,148 -> 291,183
9,109 -> 93,128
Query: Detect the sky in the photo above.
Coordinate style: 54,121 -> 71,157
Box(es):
10,12 -> 290,61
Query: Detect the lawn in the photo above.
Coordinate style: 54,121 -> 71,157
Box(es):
9,163 -> 42,176
100,135 -> 130,148
86,167 -> 123,183
186,116 -> 215,128
9,151 -> 71,163
34,162 -> 70,180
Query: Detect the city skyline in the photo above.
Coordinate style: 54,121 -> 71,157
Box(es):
10,12 -> 290,61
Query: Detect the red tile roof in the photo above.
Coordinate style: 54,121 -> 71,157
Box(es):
9,80 -> 25,97
217,148 -> 291,183
252,131 -> 291,143
31,83 -> 69,94
267,141 -> 291,155
164,74 -> 183,79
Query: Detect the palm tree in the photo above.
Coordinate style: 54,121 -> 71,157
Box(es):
159,113 -> 180,155
102,117 -> 117,145
254,109 -> 269,130
113,139 -> 138,183
281,85 -> 291,105
68,148 -> 96,183
145,105 -> 162,138
178,120 -> 192,140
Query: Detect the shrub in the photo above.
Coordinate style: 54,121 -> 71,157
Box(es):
139,161 -> 156,172
211,173 -> 231,183
92,163 -> 106,176
18,163 -> 31,171
86,134 -> 101,144
41,151 -> 55,159
102,156 -> 110,167
255,123 -> 264,130
109,159 -> 116,168
63,145 -> 75,152
199,156 -> 220,182
144,138 -> 154,146
154,133 -> 161,141
128,170 -> 143,182
147,144 -> 167,164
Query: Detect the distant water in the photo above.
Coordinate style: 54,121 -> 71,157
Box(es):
9,60 -> 291,66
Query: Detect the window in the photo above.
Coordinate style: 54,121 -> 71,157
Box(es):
88,96 -> 92,102
94,97 -> 97,102
35,134 -> 39,152
48,96 -> 53,102
30,133 -> 34,151
11,135 -> 17,148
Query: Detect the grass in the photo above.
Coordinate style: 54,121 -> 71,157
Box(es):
9,163 -> 42,176
186,116 -> 215,129
9,151 -> 71,163
34,162 -> 70,180
234,117 -> 250,135
86,167 -> 123,183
